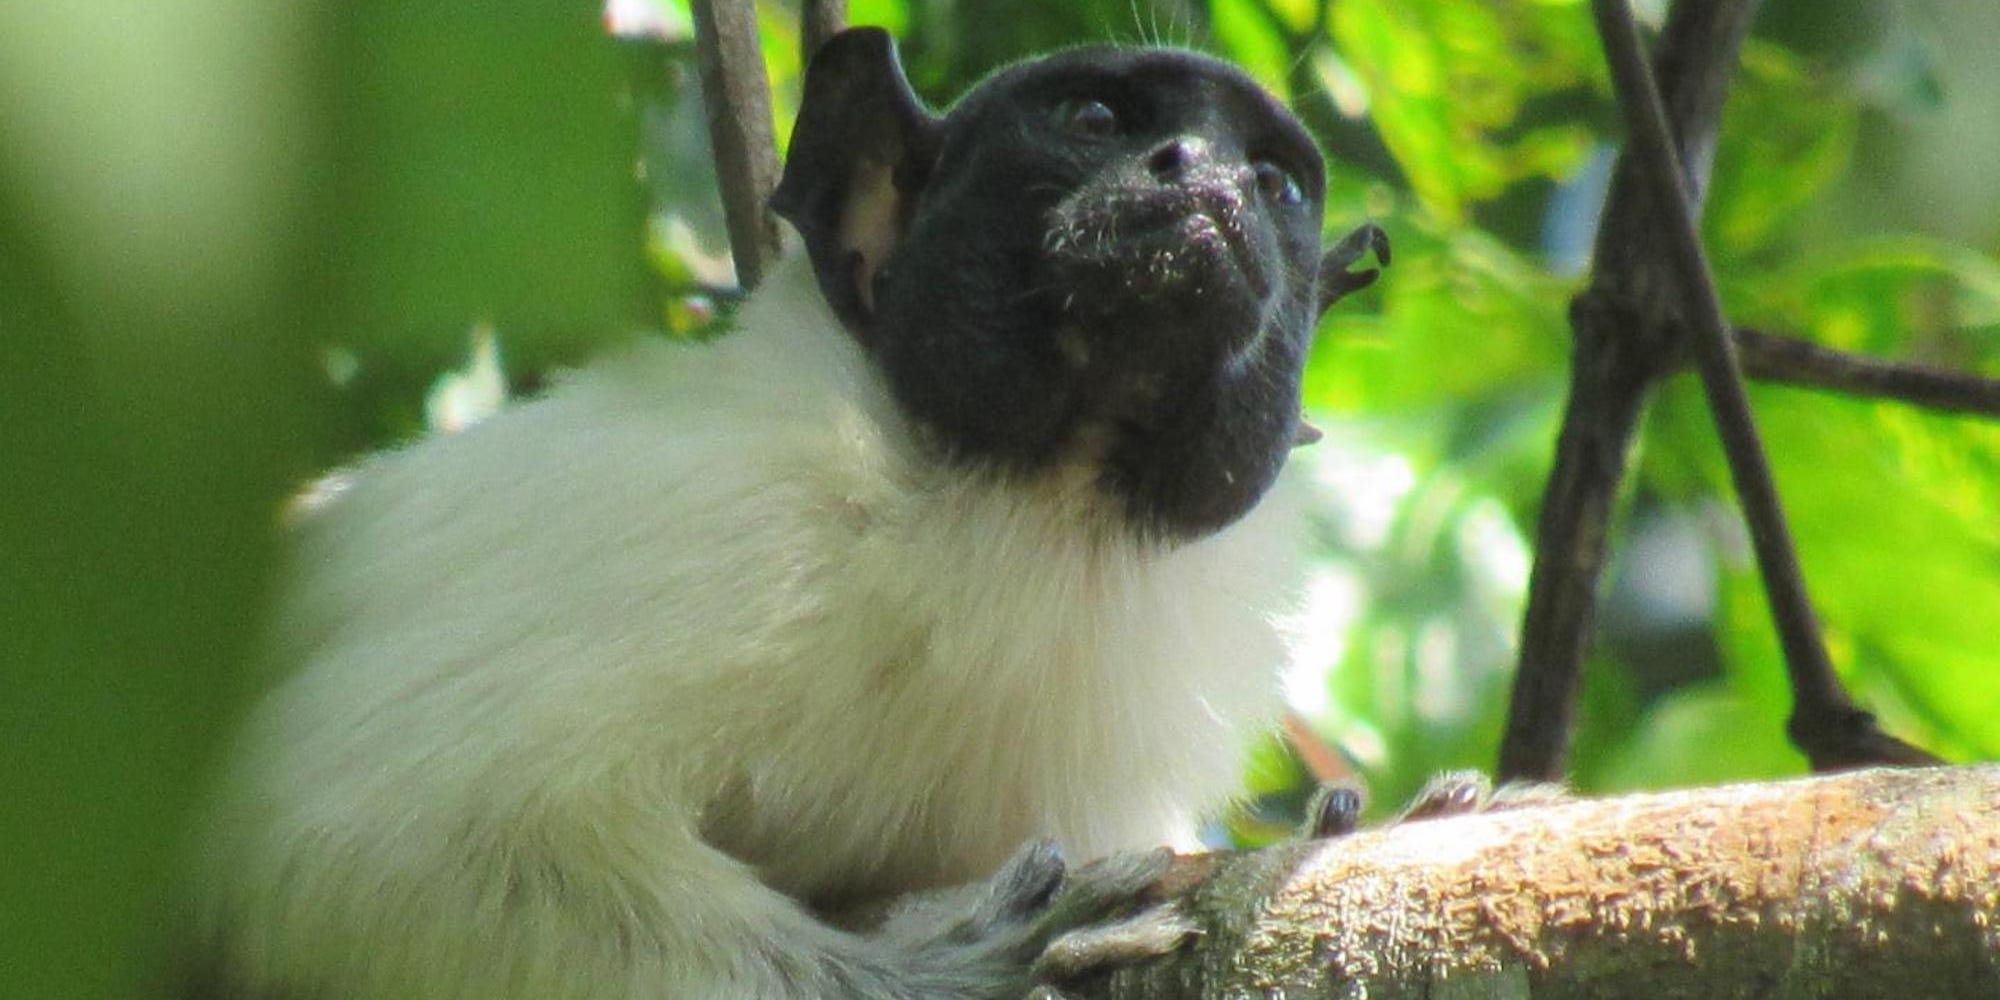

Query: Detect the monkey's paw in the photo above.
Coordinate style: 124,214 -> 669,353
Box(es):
885,840 -> 1195,999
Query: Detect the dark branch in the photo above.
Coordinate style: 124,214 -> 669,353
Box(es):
1589,0 -> 1937,771
1500,0 -> 1763,782
1737,327 -> 2000,419
690,0 -> 783,290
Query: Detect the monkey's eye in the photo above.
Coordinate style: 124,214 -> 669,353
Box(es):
1055,98 -> 1119,139
1253,160 -> 1304,206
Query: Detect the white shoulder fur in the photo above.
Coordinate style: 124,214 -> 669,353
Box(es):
200,254 -> 1308,998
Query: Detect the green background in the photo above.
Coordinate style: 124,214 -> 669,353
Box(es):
4,1 -> 1995,995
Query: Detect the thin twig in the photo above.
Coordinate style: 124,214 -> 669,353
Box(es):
1737,327 -> 2000,419
1590,0 -> 1936,770
689,0 -> 783,290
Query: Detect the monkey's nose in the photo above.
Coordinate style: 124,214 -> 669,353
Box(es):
1146,137 -> 1210,181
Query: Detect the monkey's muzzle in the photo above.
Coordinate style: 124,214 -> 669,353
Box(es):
1040,177 -> 1280,349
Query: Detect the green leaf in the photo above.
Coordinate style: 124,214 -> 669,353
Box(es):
1737,236 -> 2000,357
848,0 -> 910,37
1697,390 -> 2000,762
325,8 -> 645,373
1299,446 -> 1533,817
1770,398 -> 2000,756
1306,221 -> 1573,412
1705,42 -> 1861,256
1330,0 -> 1601,221
1208,0 -> 1297,90
1595,684 -> 1806,792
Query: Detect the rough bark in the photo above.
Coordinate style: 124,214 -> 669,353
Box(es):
1067,764 -> 2000,999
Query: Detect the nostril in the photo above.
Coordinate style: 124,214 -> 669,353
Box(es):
1147,141 -> 1192,180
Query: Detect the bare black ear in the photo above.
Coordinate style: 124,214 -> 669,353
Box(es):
769,27 -> 940,335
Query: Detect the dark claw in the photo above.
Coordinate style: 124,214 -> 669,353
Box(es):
1399,769 -> 1491,822
1367,223 -> 1391,266
1306,783 -> 1365,838
1316,222 -> 1391,315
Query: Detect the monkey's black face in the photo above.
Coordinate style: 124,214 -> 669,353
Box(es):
772,32 -> 1330,540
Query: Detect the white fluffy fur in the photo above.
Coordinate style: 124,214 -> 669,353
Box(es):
198,254 -> 1307,999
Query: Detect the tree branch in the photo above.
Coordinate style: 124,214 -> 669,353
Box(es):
689,0 -> 783,290
1501,0 -> 1763,782
1589,0 -> 1936,772
1069,765 -> 2000,999
801,0 -> 847,66
1737,327 -> 2000,419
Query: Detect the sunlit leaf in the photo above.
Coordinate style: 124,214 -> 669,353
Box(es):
1736,236 -> 2000,357
1331,0 -> 1601,221
759,0 -> 804,137
1207,0 -> 1295,91
848,0 -> 909,36
1298,446 -> 1531,817
1705,42 -> 1861,256
1594,683 -> 1806,791
1306,222 -> 1573,412
1645,362 -> 2000,764
1762,395 -> 2000,757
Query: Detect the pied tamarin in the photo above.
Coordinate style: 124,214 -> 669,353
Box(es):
188,26 -> 1387,1000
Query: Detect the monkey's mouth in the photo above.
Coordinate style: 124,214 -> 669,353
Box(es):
1174,202 -> 1269,299
1042,188 -> 1274,321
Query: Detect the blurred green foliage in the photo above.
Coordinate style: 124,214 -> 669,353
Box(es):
4,0 -> 1997,995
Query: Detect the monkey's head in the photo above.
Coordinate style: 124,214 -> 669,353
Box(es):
773,28 -> 1344,541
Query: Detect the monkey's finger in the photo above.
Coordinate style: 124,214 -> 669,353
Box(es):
1316,222 -> 1391,315
1340,220 -> 1391,267
1365,222 -> 1391,266
1031,903 -> 1200,982
1041,846 -> 1173,929
977,838 -> 1068,927
1321,221 -> 1391,273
